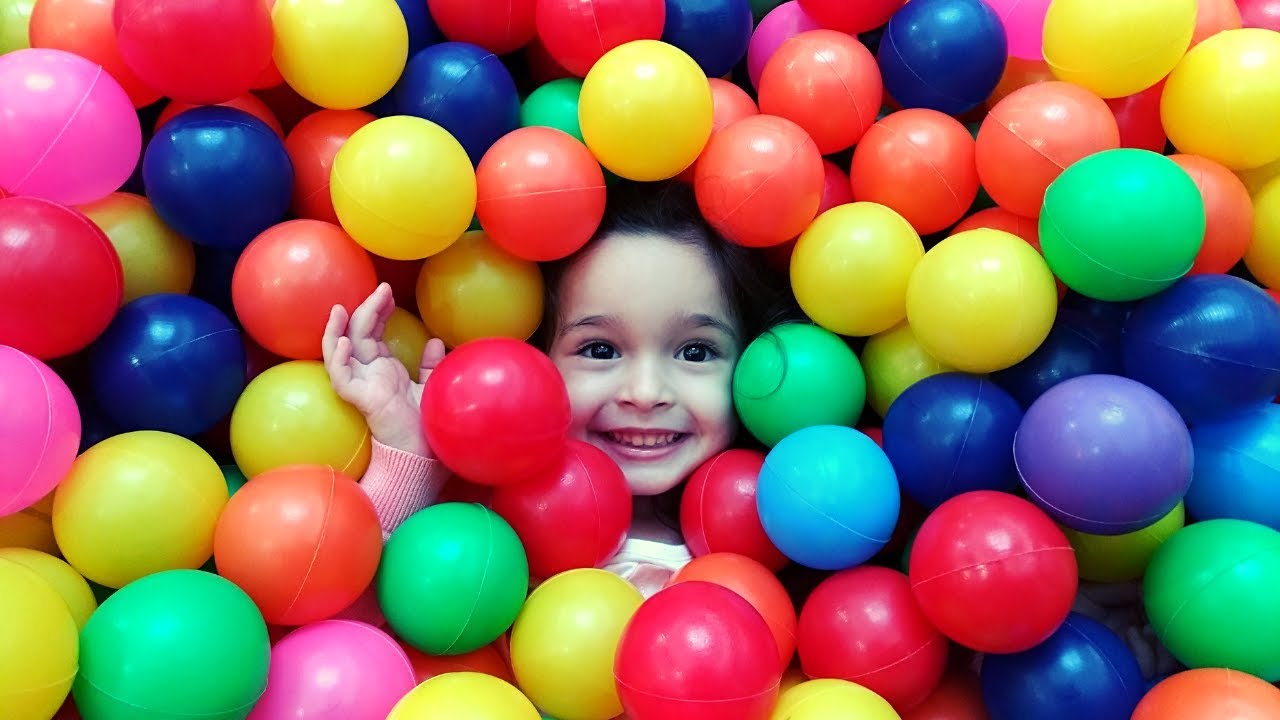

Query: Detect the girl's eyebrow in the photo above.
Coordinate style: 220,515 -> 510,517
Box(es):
677,313 -> 740,343
557,312 -> 740,343
557,314 -> 621,338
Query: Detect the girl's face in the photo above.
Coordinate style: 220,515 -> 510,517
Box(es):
548,232 -> 741,496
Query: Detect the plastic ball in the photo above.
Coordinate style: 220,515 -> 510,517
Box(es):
535,0 -> 666,77
677,77 -> 760,183
0,557 -> 79,720
520,78 -> 585,140
1188,405 -> 1280,530
28,0 -> 159,106
746,1 -> 821,88
1191,0 -> 1243,47
579,40 -> 711,182
155,94 -> 285,139
387,673 -> 541,720
976,81 -> 1120,219
862,322 -> 954,418
510,569 -> 643,720
662,0 -> 753,78
1170,155 -> 1255,275
427,0 -> 535,54
850,109 -> 979,234
900,672 -> 987,720
0,347 -> 79,517
379,503 -> 529,654
331,115 -> 476,260
877,0 -> 1007,116
758,425 -> 900,570
284,110 -> 376,224
80,193 -> 195,303
1122,275 -> 1280,424
403,641 -> 515,685
1039,149 -> 1205,301
0,0 -> 34,54
1144,519 -> 1280,680
798,0 -> 903,34
695,114 -> 824,247
990,313 -> 1125,409
1161,29 -> 1280,171
229,360 -> 372,478
758,29 -> 883,154
906,229 -> 1058,374
476,126 -> 606,261
798,566 -> 948,712
1105,81 -> 1168,153
980,0 -> 1050,60
74,570 -> 270,719
680,450 -> 788,571
143,107 -> 293,251
271,0 -> 408,109
615,581 -> 782,720
909,491 -> 1077,654
1042,0 -> 1195,98
1062,502 -> 1185,583
0,491 -> 57,554
0,548 -> 97,630
1132,669 -> 1280,720
950,207 -> 1038,246
383,306 -> 430,377
89,294 -> 245,436
771,679 -> 902,720
1251,177 -> 1280,288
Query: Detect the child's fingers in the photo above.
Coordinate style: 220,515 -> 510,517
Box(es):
324,335 -> 356,389
417,338 -> 447,384
347,284 -> 391,363
321,305 -> 349,365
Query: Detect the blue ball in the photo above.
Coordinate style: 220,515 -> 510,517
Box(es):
993,314 -> 1124,409
398,0 -> 442,55
981,613 -> 1146,720
89,294 -> 246,437
395,42 -> 520,166
662,0 -> 754,79
1188,404 -> 1280,531
142,107 -> 293,251
758,425 -> 900,570
1122,274 -> 1280,425
883,373 -> 1023,508
190,245 -> 241,320
877,0 -> 1007,115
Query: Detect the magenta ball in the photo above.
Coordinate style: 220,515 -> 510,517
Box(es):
0,345 -> 81,516
1014,374 -> 1193,535
248,620 -> 416,720
747,1 -> 823,88
0,48 -> 141,205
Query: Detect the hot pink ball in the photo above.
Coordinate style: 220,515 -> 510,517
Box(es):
747,1 -> 822,88
0,48 -> 141,205
0,345 -> 81,517
248,620 -> 416,720
982,0 -> 1052,61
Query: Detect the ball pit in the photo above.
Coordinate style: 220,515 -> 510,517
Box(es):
271,0 -> 408,110
0,346 -> 79,517
877,0 -> 1006,116
0,557 -> 79,720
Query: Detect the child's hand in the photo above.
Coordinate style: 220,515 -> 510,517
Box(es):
322,283 -> 446,458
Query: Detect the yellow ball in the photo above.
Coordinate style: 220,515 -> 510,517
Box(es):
229,360 -> 372,478
385,306 -> 430,378
791,203 -> 924,337
770,679 -> 901,720
80,192 -> 195,303
510,569 -> 643,720
53,431 -> 227,589
0,490 -> 57,555
0,558 -> 78,720
0,548 -> 97,630
0,0 -> 34,55
271,0 -> 408,110
388,673 -> 541,720
861,321 -> 954,419
332,115 -> 476,260
1062,503 -> 1185,583
580,40 -> 714,181
1238,156 -> 1280,197
905,229 -> 1058,374
1245,176 -> 1280,289
1043,0 -> 1196,99
1162,29 -> 1280,171
416,230 -> 544,348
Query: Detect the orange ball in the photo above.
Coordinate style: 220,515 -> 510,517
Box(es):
986,56 -> 1054,109
668,552 -> 798,672
900,671 -> 988,720
951,207 -> 1039,248
677,78 -> 759,183
284,109 -> 377,224
1190,0 -> 1242,48
402,641 -> 516,685
231,219 -> 378,359
155,93 -> 284,138
212,464 -> 383,626
850,109 -> 979,235
1132,668 -> 1280,720
28,0 -> 161,107
1170,154 -> 1255,275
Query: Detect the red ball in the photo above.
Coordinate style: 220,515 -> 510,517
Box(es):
113,0 -> 273,104
695,114 -> 824,248
798,0 -> 906,33
476,126 -> 607,261
212,464 -> 384,626
231,219 -> 379,360
1106,80 -> 1167,153
758,29 -> 883,154
1238,0 -> 1280,31
1170,154 -> 1254,276
950,207 -> 1040,248
522,33 -> 575,84
371,255 -> 425,312
0,197 -> 122,359
900,671 -> 988,720
677,78 -> 760,184
421,338 -> 572,486
428,0 -> 537,55
763,158 -> 852,271
850,109 -> 980,235
798,566 -> 949,712
680,450 -> 788,572
615,581 -> 782,720
490,440 -> 632,579
909,491 -> 1078,654
534,0 -> 665,77
28,0 -> 162,107
285,110 -> 377,225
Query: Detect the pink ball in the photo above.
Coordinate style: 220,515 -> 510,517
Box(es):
249,620 -> 416,720
0,48 -> 141,205
747,1 -> 822,89
982,0 -> 1052,61
0,345 -> 81,516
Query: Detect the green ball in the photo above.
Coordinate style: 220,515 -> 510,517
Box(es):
732,323 -> 867,447
378,502 -> 529,655
74,570 -> 270,720
1039,148 -> 1205,302
520,78 -> 585,143
1144,519 -> 1280,681
220,464 -> 247,498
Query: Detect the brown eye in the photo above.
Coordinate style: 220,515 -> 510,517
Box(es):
680,343 -> 715,362
582,342 -> 617,360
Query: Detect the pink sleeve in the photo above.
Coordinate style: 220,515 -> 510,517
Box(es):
360,439 -> 452,541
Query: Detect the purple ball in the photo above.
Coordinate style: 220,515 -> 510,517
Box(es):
1014,374 -> 1192,535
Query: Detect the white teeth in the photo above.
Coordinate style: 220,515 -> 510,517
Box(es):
608,432 -> 679,448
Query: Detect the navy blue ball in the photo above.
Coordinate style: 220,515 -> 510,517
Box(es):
395,42 -> 520,166
883,373 -> 1023,508
877,0 -> 1007,115
993,314 -> 1124,409
142,107 -> 293,251
89,294 -> 246,437
398,0 -> 442,55
662,0 -> 754,79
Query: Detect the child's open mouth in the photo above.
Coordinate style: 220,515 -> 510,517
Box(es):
596,430 -> 690,458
